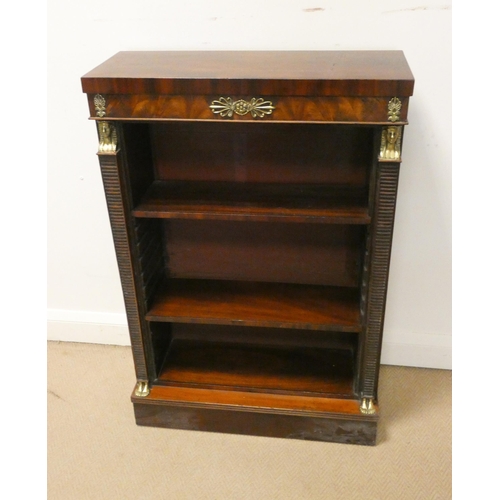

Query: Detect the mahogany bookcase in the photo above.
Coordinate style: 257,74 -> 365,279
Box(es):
81,51 -> 414,445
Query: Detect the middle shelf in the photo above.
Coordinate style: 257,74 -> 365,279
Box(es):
132,180 -> 370,224
146,279 -> 362,332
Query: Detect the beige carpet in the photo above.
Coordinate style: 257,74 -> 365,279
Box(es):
48,341 -> 451,499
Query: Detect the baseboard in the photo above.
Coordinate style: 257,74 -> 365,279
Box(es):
380,331 -> 451,369
47,310 -> 451,369
47,309 -> 130,346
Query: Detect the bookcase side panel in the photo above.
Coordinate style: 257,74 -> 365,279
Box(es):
96,123 -> 157,383
359,159 -> 401,399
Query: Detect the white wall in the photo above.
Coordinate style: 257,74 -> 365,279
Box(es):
47,0 -> 452,369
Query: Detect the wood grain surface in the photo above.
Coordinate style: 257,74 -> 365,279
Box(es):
133,181 -> 370,224
87,94 -> 410,123
156,338 -> 354,396
81,51 -> 414,97
146,279 -> 361,332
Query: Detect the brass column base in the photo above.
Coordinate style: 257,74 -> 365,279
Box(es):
134,381 -> 150,397
360,398 -> 376,415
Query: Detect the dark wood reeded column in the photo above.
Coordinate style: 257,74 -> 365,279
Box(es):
96,123 -> 156,386
359,157 -> 401,401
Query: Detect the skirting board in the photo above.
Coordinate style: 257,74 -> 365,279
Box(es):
47,310 -> 451,369
47,309 -> 130,346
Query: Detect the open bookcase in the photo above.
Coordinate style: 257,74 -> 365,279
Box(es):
82,51 -> 414,445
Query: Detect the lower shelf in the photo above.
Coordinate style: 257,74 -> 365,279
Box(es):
132,385 -> 378,445
156,337 -> 354,397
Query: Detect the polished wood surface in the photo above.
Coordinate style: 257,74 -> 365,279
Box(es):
169,323 -> 356,350
133,181 -> 370,224
146,279 -> 361,332
82,51 -> 414,97
133,383 -> 378,444
137,385 -> 375,417
150,122 -> 372,185
133,399 -> 377,445
87,94 -> 410,123
157,338 -> 354,396
163,220 -> 364,287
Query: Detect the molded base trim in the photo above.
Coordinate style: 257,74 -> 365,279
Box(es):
133,401 -> 378,446
131,384 -> 378,445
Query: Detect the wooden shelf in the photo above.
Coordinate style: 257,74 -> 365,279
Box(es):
133,181 -> 370,224
146,279 -> 361,332
157,338 -> 354,397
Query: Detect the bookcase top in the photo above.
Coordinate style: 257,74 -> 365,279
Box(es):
81,51 -> 414,97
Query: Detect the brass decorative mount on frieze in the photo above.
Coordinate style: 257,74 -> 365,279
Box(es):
94,94 -> 106,117
210,97 -> 275,118
387,97 -> 402,122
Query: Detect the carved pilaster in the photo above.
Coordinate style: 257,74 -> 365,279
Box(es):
97,128 -> 155,382
359,160 -> 401,399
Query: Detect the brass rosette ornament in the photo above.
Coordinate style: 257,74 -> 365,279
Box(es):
210,97 -> 275,118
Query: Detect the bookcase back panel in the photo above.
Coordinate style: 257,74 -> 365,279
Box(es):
151,122 -> 373,186
164,219 -> 364,287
